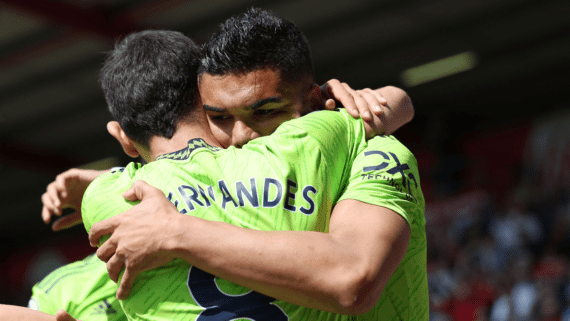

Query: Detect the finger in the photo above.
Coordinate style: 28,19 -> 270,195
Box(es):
320,79 -> 340,100
45,183 -> 62,209
52,212 -> 83,231
55,310 -> 78,321
123,180 -> 162,201
335,84 -> 359,116
341,83 -> 370,120
323,79 -> 359,115
41,192 -> 59,219
96,235 -> 118,261
363,88 -> 388,106
117,266 -> 139,300
54,172 -> 73,199
89,220 -> 118,247
121,185 -> 138,201
323,98 -> 336,110
41,204 -> 52,224
357,89 -> 384,119
106,254 -> 124,283
360,88 -> 386,115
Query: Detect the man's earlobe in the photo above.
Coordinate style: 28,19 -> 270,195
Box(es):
107,121 -> 140,158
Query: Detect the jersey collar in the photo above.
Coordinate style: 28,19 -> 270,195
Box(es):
156,138 -> 221,161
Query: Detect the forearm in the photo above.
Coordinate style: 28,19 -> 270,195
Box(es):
168,216 -> 364,314
375,86 -> 414,134
0,305 -> 56,321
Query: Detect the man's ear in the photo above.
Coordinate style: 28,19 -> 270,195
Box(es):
107,121 -> 140,158
302,83 -> 322,114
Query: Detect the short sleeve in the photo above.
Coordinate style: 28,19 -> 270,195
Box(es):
81,163 -> 141,235
338,135 -> 425,227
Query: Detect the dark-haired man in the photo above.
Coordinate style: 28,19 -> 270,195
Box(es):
89,8 -> 427,321
77,25 -> 422,320
198,8 -> 411,148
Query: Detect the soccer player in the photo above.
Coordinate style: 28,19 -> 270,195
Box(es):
33,9 -> 425,321
89,9 -> 425,320
79,27 -> 422,320
91,8 -> 426,320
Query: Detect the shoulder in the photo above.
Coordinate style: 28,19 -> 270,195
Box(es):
275,109 -> 366,156
30,254 -> 106,310
87,163 -> 142,191
82,162 -> 143,232
83,162 -> 143,204
282,109 -> 361,134
32,254 -> 105,293
363,136 -> 419,170
30,255 -> 122,318
340,135 -> 425,224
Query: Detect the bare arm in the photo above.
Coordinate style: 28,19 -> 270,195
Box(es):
373,85 -> 414,135
174,199 -> 410,314
92,183 -> 410,314
0,305 -> 77,321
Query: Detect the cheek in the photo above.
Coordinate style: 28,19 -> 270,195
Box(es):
212,130 -> 231,149
208,121 -> 232,148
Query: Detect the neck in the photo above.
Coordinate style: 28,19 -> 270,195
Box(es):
147,121 -> 221,161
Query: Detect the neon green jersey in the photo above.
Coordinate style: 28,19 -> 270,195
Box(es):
82,109 -> 426,320
339,135 -> 428,320
28,254 -> 126,320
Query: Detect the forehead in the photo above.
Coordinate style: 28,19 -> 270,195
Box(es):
199,69 -> 296,112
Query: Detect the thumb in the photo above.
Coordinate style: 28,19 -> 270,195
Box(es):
122,180 -> 156,201
323,98 -> 336,110
52,212 -> 83,231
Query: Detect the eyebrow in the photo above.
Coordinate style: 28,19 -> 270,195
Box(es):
203,96 -> 283,113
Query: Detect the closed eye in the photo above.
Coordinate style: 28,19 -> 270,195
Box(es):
254,108 -> 286,118
208,114 -> 232,121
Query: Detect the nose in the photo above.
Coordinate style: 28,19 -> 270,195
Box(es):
232,120 -> 260,148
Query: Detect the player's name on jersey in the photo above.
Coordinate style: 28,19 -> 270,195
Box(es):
166,177 -> 318,215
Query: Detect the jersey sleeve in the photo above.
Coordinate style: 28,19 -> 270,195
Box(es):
338,135 -> 425,227
28,254 -> 125,320
28,287 -> 57,315
81,163 -> 141,238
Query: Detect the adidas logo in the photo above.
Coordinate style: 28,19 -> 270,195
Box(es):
91,300 -> 117,315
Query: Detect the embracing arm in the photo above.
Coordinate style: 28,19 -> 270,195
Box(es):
174,199 -> 410,314
92,183 -> 410,315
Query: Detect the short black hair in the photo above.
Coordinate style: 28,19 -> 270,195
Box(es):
199,7 -> 314,83
99,30 -> 201,145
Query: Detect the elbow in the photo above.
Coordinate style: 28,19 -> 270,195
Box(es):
402,92 -> 414,124
382,86 -> 415,125
385,86 -> 414,124
333,267 -> 383,315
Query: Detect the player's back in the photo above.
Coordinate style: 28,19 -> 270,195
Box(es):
83,110 -> 369,320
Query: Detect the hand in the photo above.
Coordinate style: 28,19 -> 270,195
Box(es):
55,310 -> 80,321
89,180 -> 182,300
41,168 -> 108,230
320,79 -> 387,122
